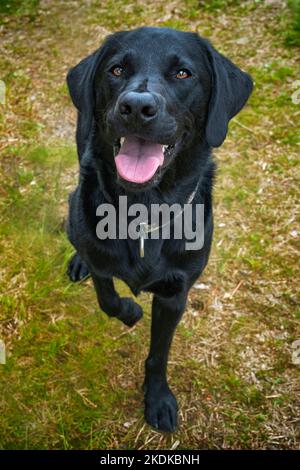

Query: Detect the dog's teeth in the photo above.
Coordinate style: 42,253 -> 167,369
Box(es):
163,145 -> 167,152
120,137 -> 125,145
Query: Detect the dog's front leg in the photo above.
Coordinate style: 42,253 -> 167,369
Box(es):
144,292 -> 187,432
91,273 -> 143,327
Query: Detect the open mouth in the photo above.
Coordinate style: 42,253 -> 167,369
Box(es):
113,136 -> 175,184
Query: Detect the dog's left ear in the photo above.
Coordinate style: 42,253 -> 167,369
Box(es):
205,41 -> 253,147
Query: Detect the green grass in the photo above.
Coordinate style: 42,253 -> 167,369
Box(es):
0,0 -> 299,450
285,0 -> 300,46
198,0 -> 241,11
0,0 -> 39,18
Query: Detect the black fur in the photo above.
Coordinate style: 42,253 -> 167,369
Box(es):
66,27 -> 253,432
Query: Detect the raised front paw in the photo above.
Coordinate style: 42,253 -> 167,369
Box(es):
117,297 -> 143,327
144,383 -> 178,432
67,253 -> 90,282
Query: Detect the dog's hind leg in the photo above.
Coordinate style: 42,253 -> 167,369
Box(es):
91,273 -> 143,327
67,252 -> 90,282
144,291 -> 188,432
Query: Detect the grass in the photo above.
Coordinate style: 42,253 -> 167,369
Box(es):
0,0 -> 300,450
198,0 -> 242,11
285,0 -> 300,46
0,0 -> 39,19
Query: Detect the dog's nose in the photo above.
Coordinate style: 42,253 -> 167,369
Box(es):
118,92 -> 158,123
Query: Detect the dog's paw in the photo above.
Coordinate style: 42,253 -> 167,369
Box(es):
67,253 -> 90,282
117,297 -> 143,327
144,383 -> 178,432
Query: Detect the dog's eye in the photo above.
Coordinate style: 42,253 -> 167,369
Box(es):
111,65 -> 123,77
176,69 -> 191,79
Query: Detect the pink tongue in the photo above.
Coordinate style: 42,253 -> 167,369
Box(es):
115,136 -> 164,183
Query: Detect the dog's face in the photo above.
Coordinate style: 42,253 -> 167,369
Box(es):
67,27 -> 253,191
100,29 -> 211,190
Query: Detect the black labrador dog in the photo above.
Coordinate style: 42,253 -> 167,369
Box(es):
66,27 -> 253,432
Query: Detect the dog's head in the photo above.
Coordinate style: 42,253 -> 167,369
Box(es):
67,27 -> 253,191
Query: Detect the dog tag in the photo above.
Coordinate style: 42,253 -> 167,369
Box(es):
139,222 -> 147,258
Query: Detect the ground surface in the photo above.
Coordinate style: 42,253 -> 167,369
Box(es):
0,0 -> 299,450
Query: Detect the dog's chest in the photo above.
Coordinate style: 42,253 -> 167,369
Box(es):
88,235 -> 168,294
114,238 -> 166,292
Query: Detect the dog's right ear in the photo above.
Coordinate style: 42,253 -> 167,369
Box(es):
67,51 -> 98,113
66,42 -> 110,150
